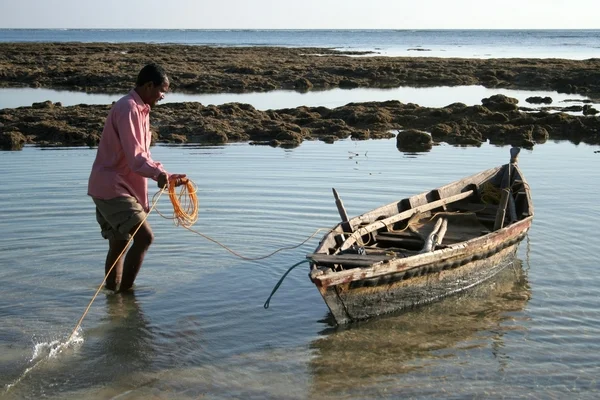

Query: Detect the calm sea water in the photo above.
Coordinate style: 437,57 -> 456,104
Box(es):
1,139 -> 599,399
1,29 -> 599,58
2,85 -> 599,112
1,28 -> 600,399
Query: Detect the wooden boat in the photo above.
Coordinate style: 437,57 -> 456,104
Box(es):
307,148 -> 533,325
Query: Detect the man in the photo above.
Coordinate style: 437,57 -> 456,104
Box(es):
88,63 -> 186,292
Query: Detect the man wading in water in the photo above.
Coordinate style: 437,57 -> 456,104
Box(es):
88,63 -> 187,292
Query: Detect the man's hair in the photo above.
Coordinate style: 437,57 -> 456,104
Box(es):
136,63 -> 168,86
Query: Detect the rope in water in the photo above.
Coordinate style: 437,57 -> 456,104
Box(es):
263,259 -> 309,309
69,177 -> 322,342
69,178 -> 202,342
154,178 -> 326,260
67,183 -> 168,342
180,225 -> 325,261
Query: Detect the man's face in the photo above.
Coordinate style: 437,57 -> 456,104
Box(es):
148,78 -> 169,107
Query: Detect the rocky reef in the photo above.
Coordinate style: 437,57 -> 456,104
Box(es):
1,43 -> 599,151
2,94 -> 598,151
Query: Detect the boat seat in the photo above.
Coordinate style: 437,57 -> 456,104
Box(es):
307,253 -> 394,268
376,231 -> 467,247
378,212 -> 489,248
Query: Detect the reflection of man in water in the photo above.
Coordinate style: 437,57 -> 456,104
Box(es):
103,293 -> 153,375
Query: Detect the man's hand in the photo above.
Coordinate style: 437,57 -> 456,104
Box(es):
158,173 -> 188,189
170,174 -> 188,187
157,173 -> 169,189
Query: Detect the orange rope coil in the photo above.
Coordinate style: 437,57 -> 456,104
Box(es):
168,177 -> 199,228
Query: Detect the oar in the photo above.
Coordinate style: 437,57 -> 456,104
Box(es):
494,147 -> 520,230
332,188 -> 353,235
507,148 -> 519,222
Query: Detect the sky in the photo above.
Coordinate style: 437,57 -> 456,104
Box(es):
0,0 -> 598,29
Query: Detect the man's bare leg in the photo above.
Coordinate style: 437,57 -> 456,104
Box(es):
119,220 -> 154,292
105,239 -> 128,291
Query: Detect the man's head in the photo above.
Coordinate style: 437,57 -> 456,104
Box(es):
135,63 -> 169,107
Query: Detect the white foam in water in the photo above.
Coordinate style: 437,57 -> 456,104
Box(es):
30,340 -> 61,361
4,328 -> 84,393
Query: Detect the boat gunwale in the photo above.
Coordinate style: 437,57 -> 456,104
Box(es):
309,216 -> 532,287
312,165 -> 506,256
308,162 -> 533,288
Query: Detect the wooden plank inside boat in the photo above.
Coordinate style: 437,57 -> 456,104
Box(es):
307,253 -> 394,268
339,190 -> 476,251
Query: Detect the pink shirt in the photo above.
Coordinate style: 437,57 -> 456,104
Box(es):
88,89 -> 167,211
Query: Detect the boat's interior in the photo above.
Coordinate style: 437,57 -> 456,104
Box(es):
352,174 -> 530,256
308,164 -> 532,271
372,211 -> 489,252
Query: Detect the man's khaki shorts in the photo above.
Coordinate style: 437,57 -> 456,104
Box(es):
93,196 -> 146,240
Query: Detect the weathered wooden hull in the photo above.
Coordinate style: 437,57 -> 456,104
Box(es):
315,220 -> 530,324
309,157 -> 533,324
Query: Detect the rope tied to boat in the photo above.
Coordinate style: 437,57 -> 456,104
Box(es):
153,179 -> 325,260
263,259 -> 309,309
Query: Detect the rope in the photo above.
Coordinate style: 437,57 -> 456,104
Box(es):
8,178 -> 322,394
180,225 -> 327,261
68,186 -> 167,343
154,178 -> 328,261
152,178 -> 198,228
168,179 -> 199,227
69,177 -> 325,341
263,259 -> 309,309
69,177 -> 199,342
480,181 -> 502,204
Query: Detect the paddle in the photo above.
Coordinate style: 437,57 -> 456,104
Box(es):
494,147 -> 520,230
332,188 -> 353,234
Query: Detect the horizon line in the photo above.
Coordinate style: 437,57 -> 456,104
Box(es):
1,27 -> 599,31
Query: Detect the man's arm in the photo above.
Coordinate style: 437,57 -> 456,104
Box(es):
116,106 -> 167,180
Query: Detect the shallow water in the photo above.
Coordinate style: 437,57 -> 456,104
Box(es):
1,139 -> 599,398
1,85 -> 598,114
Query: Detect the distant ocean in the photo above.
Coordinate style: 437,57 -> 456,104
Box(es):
1,29 -> 599,59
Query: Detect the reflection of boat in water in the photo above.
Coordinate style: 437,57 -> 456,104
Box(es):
309,260 -> 530,396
